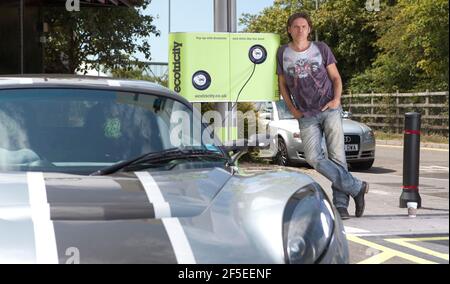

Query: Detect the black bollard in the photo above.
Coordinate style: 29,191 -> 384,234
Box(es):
399,112 -> 422,208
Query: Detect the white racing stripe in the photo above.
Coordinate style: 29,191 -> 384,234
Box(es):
162,218 -> 196,264
136,171 -> 196,264
27,172 -> 58,264
0,206 -> 32,221
135,171 -> 171,218
19,78 -> 33,84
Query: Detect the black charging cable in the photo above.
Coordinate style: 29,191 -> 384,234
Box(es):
221,63 -> 257,125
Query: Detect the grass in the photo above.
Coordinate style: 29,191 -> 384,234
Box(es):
374,131 -> 449,144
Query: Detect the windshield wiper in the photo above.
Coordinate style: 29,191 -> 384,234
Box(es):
90,147 -> 227,176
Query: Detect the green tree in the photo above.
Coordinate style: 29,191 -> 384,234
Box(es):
240,0 -> 316,45
240,0 -> 378,88
312,0 -> 378,88
43,0 -> 159,74
350,0 -> 449,92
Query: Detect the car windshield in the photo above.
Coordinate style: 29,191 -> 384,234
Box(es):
275,100 -> 294,120
0,88 -> 222,174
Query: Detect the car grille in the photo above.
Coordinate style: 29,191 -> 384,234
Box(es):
345,135 -> 360,156
361,151 -> 374,158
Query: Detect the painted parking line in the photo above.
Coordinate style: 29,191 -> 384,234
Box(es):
385,237 -> 449,261
420,166 -> 449,173
347,235 -> 437,264
377,144 -> 449,152
358,251 -> 396,264
382,174 -> 449,182
344,226 -> 370,235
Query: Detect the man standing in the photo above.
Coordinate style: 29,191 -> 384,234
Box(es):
276,12 -> 369,219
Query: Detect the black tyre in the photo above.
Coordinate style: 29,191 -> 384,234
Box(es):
273,138 -> 289,166
350,160 -> 374,171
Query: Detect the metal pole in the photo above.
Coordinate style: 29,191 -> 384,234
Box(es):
214,0 -> 228,31
399,112 -> 422,209
214,0 -> 227,142
227,0 -> 236,142
227,0 -> 236,33
168,0 -> 171,33
214,0 -> 237,142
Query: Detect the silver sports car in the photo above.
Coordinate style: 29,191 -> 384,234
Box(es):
0,76 -> 348,264
257,101 -> 376,170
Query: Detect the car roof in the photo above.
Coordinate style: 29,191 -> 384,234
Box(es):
0,74 -> 190,105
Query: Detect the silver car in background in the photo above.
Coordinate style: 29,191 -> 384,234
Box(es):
257,100 -> 376,170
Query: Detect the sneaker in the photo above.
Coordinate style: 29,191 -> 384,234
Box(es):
354,181 -> 369,217
336,207 -> 350,220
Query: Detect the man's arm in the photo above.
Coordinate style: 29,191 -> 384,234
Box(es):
278,74 -> 302,118
321,63 -> 343,111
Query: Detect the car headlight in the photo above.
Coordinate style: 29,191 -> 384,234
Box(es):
283,183 -> 335,264
363,129 -> 375,141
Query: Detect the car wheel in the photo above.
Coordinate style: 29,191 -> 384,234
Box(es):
350,160 -> 374,171
273,138 -> 289,166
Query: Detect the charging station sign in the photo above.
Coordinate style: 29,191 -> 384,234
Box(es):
169,32 -> 280,103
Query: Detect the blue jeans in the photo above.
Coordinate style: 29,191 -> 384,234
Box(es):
298,107 -> 363,209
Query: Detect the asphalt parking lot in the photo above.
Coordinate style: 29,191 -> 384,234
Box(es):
241,144 -> 449,264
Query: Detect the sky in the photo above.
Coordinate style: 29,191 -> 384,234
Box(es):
142,0 -> 275,63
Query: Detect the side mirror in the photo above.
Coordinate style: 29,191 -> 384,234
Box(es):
342,111 -> 353,119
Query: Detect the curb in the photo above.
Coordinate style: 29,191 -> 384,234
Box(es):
376,139 -> 449,149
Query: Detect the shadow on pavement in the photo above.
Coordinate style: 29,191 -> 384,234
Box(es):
350,167 -> 396,174
420,207 -> 450,212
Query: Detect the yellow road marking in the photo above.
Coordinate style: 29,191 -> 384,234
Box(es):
347,235 -> 437,264
358,251 -> 395,264
385,237 -> 449,261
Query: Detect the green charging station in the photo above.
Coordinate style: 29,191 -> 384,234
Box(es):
168,32 -> 280,103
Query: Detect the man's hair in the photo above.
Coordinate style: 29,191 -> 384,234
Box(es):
287,12 -> 313,42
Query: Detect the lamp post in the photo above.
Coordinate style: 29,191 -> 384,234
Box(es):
168,0 -> 171,33
214,0 -> 237,143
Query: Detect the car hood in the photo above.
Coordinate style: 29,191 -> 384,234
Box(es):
0,168 -> 232,221
272,119 -> 300,133
0,168 -> 336,264
342,119 -> 365,134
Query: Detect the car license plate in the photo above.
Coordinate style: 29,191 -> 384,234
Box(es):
345,144 -> 359,152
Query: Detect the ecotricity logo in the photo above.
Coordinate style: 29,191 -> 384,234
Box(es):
172,41 -> 183,93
